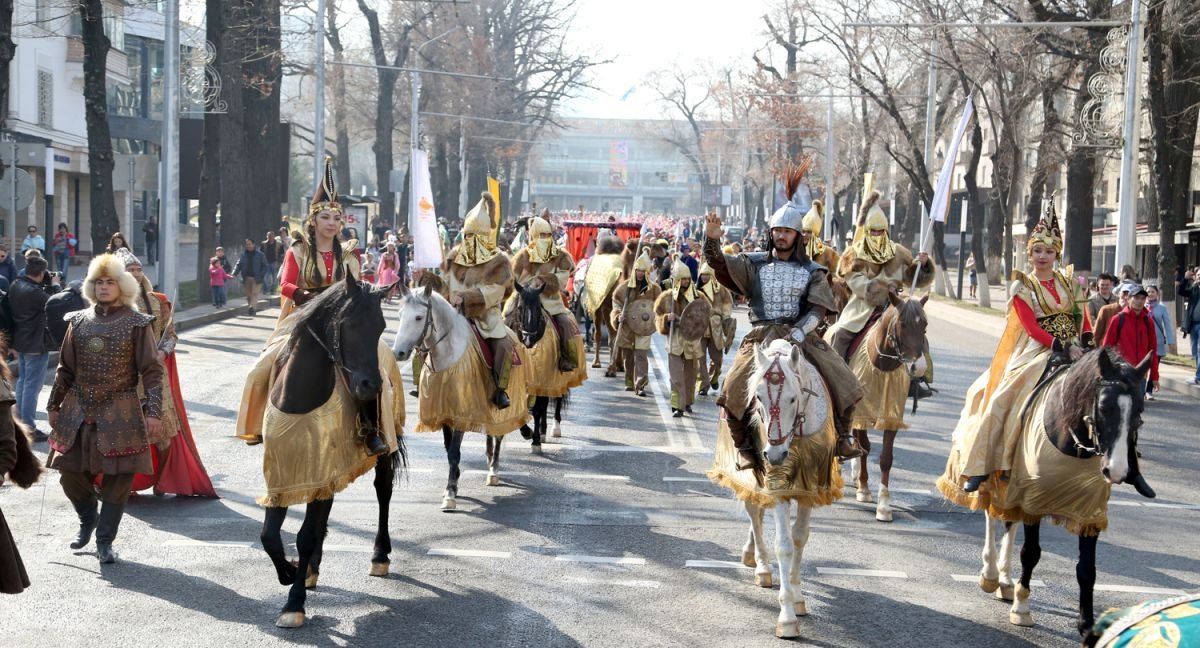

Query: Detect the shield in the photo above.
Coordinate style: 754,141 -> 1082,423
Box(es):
677,298 -> 712,341
623,298 -> 656,337
722,317 -> 738,353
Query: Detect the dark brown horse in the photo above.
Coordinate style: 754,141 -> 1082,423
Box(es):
259,276 -> 405,628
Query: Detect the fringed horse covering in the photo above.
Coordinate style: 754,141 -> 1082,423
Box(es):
524,323 -> 588,398
415,330 -> 530,436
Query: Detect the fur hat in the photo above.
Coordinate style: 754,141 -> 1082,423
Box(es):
115,248 -> 143,268
83,254 -> 140,308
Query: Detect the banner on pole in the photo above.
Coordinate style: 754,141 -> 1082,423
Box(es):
487,176 -> 502,245
410,149 -> 443,269
928,97 -> 975,225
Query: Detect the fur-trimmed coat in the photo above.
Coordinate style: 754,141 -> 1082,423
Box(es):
445,247 -> 514,339
827,244 -> 934,336
698,279 -> 734,348
654,290 -> 704,359
510,247 -> 574,317
611,281 -> 661,351
812,247 -> 850,314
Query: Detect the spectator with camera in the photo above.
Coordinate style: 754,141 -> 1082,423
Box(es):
8,255 -> 61,441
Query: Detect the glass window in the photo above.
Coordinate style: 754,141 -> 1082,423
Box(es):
37,70 -> 53,127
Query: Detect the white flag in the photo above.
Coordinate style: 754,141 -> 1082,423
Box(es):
928,97 -> 975,224
410,149 -> 444,269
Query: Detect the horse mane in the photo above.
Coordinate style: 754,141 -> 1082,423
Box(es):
1052,348 -> 1131,437
278,281 -> 359,356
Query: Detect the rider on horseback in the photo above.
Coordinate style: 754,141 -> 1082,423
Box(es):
826,190 -> 934,361
703,161 -> 867,472
445,191 -> 517,409
509,211 -> 579,372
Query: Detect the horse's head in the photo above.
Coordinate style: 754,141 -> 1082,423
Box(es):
391,282 -> 434,362
315,274 -> 395,402
752,339 -> 817,466
1091,350 -> 1151,484
516,281 -> 546,348
885,291 -> 930,378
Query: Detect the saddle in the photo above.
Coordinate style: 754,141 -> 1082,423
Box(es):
468,323 -> 522,370
846,308 -> 886,360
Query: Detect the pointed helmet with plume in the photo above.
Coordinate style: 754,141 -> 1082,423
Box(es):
457,191 -> 499,267
767,158 -> 815,232
309,156 -> 342,220
528,208 -> 557,264
801,200 -> 827,258
1027,200 -> 1063,259
851,190 -> 897,265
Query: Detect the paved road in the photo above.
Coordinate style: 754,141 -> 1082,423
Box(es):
1,302 -> 1197,647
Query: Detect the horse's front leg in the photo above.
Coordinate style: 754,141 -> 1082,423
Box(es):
979,511 -> 1001,593
996,521 -> 1017,601
551,395 -> 564,439
1076,534 -> 1099,637
261,506 -> 295,585
854,429 -> 872,503
276,498 -> 333,629
485,435 -> 502,486
442,426 -> 463,511
773,501 -> 800,639
591,319 -> 603,368
370,452 -> 395,577
875,430 -> 897,522
1010,521 -> 1041,627
789,505 -> 813,616
743,502 -> 772,588
531,397 -> 546,454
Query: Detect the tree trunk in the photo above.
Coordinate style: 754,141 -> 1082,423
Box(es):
240,0 -> 282,243
965,119 -> 990,307
0,0 -> 15,131
195,0 -> 222,303
356,0 -> 409,235
80,0 -> 120,254
326,0 -> 350,191
217,0 -> 247,252
1064,53 -> 1103,271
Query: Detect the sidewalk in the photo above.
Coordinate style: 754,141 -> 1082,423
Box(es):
925,295 -> 1199,399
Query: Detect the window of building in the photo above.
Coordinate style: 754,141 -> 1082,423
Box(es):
69,3 -> 125,52
35,0 -> 51,26
37,70 -> 53,128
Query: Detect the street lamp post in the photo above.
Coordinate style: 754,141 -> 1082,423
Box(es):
159,0 -> 180,300
1113,0 -> 1144,273
409,27 -> 458,233
313,0 -> 327,187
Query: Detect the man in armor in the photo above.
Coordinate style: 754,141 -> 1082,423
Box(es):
45,254 -> 165,564
826,190 -> 934,360
445,191 -> 516,409
509,211 -> 579,371
655,258 -> 704,417
612,252 -> 661,397
703,164 -> 867,471
696,262 -> 733,396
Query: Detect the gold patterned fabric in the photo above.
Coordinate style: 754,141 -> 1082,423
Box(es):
415,331 -> 529,436
847,340 -> 911,431
524,325 -> 587,398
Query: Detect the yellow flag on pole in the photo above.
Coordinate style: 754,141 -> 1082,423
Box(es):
487,176 -> 502,245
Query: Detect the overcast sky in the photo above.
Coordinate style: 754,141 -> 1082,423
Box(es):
563,0 -> 772,120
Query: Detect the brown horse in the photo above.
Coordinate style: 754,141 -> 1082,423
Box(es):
847,292 -> 929,521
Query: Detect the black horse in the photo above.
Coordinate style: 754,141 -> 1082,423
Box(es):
258,275 -> 404,628
513,283 -> 570,453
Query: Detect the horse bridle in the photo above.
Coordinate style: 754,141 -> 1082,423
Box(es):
761,356 -> 819,447
307,320 -> 352,390
1072,379 -> 1126,457
412,296 -> 451,371
872,311 -> 922,367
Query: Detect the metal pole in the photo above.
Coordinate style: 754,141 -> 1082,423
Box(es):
408,70 -> 420,234
313,0 -> 327,186
458,117 -> 468,217
160,0 -> 179,299
825,87 -> 835,248
44,146 -> 54,268
957,198 -> 967,301
1114,0 -> 1143,273
9,141 -> 16,255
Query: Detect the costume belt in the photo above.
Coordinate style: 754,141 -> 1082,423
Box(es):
751,317 -> 800,327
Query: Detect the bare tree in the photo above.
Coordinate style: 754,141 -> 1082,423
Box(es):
0,0 -> 13,131
79,0 -> 120,253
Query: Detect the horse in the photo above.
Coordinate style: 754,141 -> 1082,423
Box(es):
392,283 -> 530,511
255,276 -> 405,628
953,349 -> 1152,636
707,339 -> 842,640
590,282 -> 619,376
845,292 -> 929,522
511,282 -> 580,452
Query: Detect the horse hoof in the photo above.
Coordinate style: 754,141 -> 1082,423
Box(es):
486,473 -> 500,487
441,497 -> 457,512
551,423 -> 562,438
275,612 -> 306,629
741,549 -> 756,568
305,573 -> 318,589
1009,611 -> 1035,627
979,576 -> 1000,594
531,444 -> 543,455
996,583 -> 1015,602
369,562 -> 389,578
755,572 -> 773,588
875,506 -> 893,523
855,488 -> 873,503
775,621 -> 801,639
794,600 -> 808,616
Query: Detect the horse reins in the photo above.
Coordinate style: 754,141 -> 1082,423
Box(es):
871,312 -> 918,367
1071,379 -> 1125,457
307,320 -> 353,393
413,297 -> 452,372
761,356 -> 817,447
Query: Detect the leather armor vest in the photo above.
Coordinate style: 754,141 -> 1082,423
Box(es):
746,253 -> 820,324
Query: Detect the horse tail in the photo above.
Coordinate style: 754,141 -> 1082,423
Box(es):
557,390 -> 570,417
390,437 -> 408,484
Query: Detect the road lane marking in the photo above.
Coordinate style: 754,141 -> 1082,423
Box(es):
817,567 -> 907,578
565,473 -> 630,481
890,488 -> 936,496
1142,502 -> 1200,510
564,577 -> 661,588
406,437 -> 708,454
165,539 -> 256,549
555,554 -> 646,565
685,560 -> 751,570
1109,500 -> 1143,507
663,476 -> 712,483
1096,584 -> 1187,595
462,470 -> 532,477
951,574 -> 1044,587
648,336 -> 705,450
427,548 -> 511,559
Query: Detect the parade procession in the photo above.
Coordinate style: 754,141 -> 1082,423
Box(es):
2,0 -> 1200,646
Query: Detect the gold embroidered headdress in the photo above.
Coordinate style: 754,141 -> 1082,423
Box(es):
801,200 -> 827,258
309,156 -> 342,219
1027,201 -> 1063,259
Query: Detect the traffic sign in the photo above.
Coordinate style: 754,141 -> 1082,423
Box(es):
0,167 -> 36,213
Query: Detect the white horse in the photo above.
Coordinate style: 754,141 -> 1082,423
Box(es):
730,339 -> 834,639
392,283 -> 528,510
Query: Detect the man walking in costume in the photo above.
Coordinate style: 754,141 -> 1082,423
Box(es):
45,254 -> 165,563
656,258 -> 704,417
510,210 -> 579,371
703,162 -> 867,470
445,191 -> 516,409
826,190 -> 934,360
611,252 -> 661,397
696,262 -> 733,396
118,250 -> 217,497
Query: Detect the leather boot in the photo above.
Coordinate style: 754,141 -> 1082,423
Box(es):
69,496 -> 99,550
491,340 -> 513,409
834,413 -> 867,461
95,502 -> 125,564
359,426 -> 389,457
727,410 -> 765,480
556,318 -> 578,372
